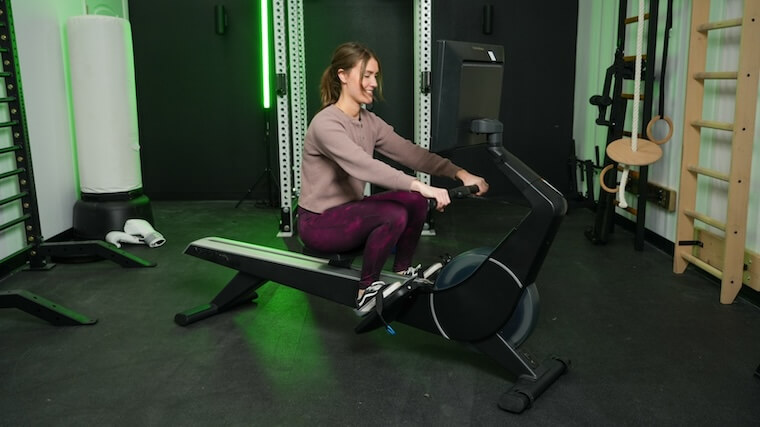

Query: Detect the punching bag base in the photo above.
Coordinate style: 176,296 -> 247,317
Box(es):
73,193 -> 154,240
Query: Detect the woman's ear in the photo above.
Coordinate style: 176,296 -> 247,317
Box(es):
337,68 -> 348,84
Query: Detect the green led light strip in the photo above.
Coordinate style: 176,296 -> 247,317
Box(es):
261,0 -> 271,109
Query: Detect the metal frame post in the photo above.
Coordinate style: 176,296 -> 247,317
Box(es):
274,0 -> 434,236
414,0 -> 433,185
272,0 -> 293,236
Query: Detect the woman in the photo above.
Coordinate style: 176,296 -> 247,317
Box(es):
298,42 -> 488,315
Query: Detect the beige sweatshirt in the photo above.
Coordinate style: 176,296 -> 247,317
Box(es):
298,104 -> 461,213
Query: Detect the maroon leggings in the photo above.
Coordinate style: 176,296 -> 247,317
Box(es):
298,191 -> 428,289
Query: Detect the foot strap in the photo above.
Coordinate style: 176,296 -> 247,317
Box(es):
373,291 -> 395,335
354,277 -> 436,335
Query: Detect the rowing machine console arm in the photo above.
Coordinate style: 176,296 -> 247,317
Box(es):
470,119 -> 567,291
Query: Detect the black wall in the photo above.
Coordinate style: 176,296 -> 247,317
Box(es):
129,0 -> 578,200
303,0 -> 413,136
432,0 -> 579,198
130,0 -> 268,200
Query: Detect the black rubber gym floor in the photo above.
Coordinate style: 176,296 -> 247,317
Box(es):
2,199 -> 759,425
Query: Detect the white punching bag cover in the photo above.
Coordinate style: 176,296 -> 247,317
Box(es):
66,15 -> 142,194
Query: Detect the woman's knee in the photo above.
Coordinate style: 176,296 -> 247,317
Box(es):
397,192 -> 428,222
384,204 -> 408,232
409,191 -> 429,212
381,191 -> 427,215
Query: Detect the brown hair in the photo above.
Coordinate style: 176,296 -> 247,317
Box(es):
319,42 -> 383,108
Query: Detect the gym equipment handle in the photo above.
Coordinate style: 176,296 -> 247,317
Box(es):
428,185 -> 480,211
449,185 -> 480,199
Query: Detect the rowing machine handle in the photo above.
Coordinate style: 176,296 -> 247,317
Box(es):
428,185 -> 479,211
449,185 -> 480,199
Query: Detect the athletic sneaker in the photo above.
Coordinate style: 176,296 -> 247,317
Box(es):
396,264 -> 422,277
397,263 -> 443,280
355,280 -> 404,316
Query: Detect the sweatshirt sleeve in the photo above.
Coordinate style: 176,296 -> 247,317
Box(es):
311,116 -> 417,191
372,117 -> 462,180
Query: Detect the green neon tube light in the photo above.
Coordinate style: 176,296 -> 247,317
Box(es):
261,0 -> 271,109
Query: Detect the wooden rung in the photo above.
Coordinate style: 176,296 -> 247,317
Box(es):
691,120 -> 734,131
693,71 -> 738,80
624,13 -> 650,24
694,228 -> 759,291
687,165 -> 729,181
623,54 -> 648,62
613,199 -> 638,215
684,209 -> 726,231
680,252 -> 723,279
697,17 -> 743,32
621,93 -> 645,100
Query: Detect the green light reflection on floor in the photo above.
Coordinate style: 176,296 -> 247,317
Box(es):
233,284 -> 339,397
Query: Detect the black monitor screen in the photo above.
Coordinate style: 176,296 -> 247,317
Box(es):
431,40 -> 504,153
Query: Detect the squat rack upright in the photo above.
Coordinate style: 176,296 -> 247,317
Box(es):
271,0 -> 435,237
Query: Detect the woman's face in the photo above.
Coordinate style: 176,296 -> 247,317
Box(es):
339,57 -> 379,106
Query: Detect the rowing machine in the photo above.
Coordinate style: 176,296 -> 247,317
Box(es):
175,119 -> 569,413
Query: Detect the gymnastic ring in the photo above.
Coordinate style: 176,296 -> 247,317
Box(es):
598,164 -> 619,193
646,115 -> 674,145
